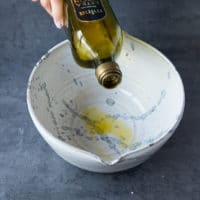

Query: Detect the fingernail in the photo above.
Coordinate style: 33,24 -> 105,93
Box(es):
54,20 -> 63,29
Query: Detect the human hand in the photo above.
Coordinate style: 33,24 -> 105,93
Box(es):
32,0 -> 68,29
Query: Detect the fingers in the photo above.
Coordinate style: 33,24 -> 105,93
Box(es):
40,0 -> 52,16
32,0 -> 68,29
50,0 -> 64,29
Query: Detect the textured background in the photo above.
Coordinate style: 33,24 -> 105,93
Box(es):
0,0 -> 200,199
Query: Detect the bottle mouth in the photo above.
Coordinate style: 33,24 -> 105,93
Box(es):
95,62 -> 122,89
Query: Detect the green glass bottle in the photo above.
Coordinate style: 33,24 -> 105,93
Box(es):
64,0 -> 123,88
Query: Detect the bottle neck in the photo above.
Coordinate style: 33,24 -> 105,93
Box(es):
95,60 -> 122,89
93,56 -> 114,68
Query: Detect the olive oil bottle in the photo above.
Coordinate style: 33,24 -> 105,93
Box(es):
64,0 -> 123,88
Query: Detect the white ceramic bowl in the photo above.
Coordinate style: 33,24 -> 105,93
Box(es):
27,32 -> 185,173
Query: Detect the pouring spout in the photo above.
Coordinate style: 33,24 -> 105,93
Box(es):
96,150 -> 137,166
99,158 -> 121,166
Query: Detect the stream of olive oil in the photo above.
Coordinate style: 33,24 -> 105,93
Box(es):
82,107 -> 134,148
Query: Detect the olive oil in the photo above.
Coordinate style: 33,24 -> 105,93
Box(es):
82,106 -> 134,147
65,0 -> 123,88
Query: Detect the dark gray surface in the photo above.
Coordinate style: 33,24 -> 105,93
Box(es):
0,0 -> 199,199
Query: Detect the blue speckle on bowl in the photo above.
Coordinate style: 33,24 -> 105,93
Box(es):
106,98 -> 116,106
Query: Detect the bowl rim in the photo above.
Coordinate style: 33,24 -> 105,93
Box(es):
27,32 -> 185,163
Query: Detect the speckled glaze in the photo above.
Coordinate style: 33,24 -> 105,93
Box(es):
27,32 -> 185,173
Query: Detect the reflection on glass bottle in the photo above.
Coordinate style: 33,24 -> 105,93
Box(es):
65,0 -> 123,88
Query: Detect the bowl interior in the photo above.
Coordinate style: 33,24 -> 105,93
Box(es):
28,33 -> 184,162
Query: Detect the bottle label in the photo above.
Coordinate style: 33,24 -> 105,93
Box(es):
71,0 -> 106,22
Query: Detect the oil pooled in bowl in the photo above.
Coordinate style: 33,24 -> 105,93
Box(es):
82,106 -> 134,148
